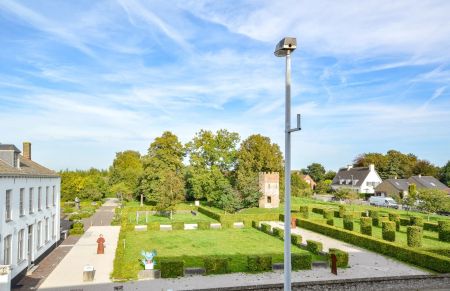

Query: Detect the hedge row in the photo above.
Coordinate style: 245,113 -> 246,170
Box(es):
292,253 -> 312,270
291,233 -> 302,246
360,217 -> 372,236
306,240 -> 323,254
382,221 -> 396,242
147,222 -> 160,231
172,221 -> 184,230
312,207 -> 324,215
407,226 -> 422,247
328,248 -> 349,268
160,259 -> 184,278
299,206 -> 309,219
247,255 -> 272,272
69,221 -> 84,235
424,221 -> 439,232
343,214 -> 354,231
198,206 -> 280,224
197,221 -> 210,230
439,221 -> 450,242
295,218 -> 450,273
273,227 -> 284,240
204,257 -> 230,274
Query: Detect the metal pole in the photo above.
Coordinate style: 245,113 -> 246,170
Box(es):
284,50 -> 292,291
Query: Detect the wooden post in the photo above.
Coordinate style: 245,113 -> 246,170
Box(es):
331,254 -> 337,275
140,194 -> 144,207
146,211 -> 148,223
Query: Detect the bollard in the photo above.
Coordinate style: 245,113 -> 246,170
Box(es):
291,217 -> 296,229
331,254 -> 337,275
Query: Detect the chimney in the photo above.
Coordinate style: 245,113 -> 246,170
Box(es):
369,164 -> 375,172
23,142 -> 31,160
347,164 -> 353,170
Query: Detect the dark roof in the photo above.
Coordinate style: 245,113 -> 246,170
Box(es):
331,166 -> 370,187
0,154 -> 58,177
408,176 -> 449,191
377,179 -> 410,191
0,144 -> 20,152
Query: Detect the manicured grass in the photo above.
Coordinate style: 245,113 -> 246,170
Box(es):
113,228 -> 313,279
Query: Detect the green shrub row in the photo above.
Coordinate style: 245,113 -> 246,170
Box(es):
247,255 -> 272,272
339,205 -> 346,218
273,227 -> 284,240
171,221 -> 184,230
326,219 -> 334,226
295,218 -> 450,273
197,221 -> 210,230
160,259 -> 184,278
438,221 -> 450,242
328,248 -> 349,268
292,253 -> 312,270
407,226 -> 422,247
400,218 -> 410,226
306,240 -> 323,254
261,223 -> 271,234
204,257 -> 230,274
323,209 -> 334,220
69,221 -> 84,235
291,233 -> 302,246
382,221 -> 396,242
312,207 -> 324,215
147,222 -> 160,231
410,216 -> 424,227
423,221 -> 439,232
198,206 -> 279,224
343,214 -> 354,231
299,206 -> 309,219
360,217 -> 372,236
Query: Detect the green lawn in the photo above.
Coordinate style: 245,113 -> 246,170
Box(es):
128,212 -> 217,224
113,228 -> 314,279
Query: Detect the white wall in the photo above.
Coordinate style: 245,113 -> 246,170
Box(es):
360,169 -> 383,194
0,176 -> 60,280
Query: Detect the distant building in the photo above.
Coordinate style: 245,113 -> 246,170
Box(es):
331,164 -> 382,194
302,174 -> 316,190
0,142 -> 60,284
375,179 -> 409,198
259,172 -> 279,208
408,175 -> 450,194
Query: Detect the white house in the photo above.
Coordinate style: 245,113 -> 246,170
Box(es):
0,142 -> 60,285
331,164 -> 382,194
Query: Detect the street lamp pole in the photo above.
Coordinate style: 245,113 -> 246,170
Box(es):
274,37 -> 300,291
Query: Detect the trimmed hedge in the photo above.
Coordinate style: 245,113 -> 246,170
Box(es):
343,214 -> 354,231
378,216 -> 389,228
389,213 -> 401,231
147,222 -> 160,231
410,216 -> 424,227
197,221 -> 210,230
291,234 -> 302,246
407,226 -> 422,247
160,259 -> 184,278
326,219 -> 334,226
306,240 -> 323,254
252,220 -> 260,229
323,209 -> 334,220
300,206 -> 309,219
247,255 -> 272,272
261,223 -> 271,234
69,222 -> 84,235
369,210 -> 379,226
438,221 -> 450,242
360,217 -> 372,236
204,257 -> 230,274
171,221 -> 184,230
273,228 -> 284,240
292,253 -> 312,270
382,221 -> 396,242
423,221 -> 439,232
339,205 -> 346,218
295,218 -> 450,273
198,206 -> 280,223
221,220 -> 234,229
400,218 -> 410,226
328,248 -> 349,268
312,207 -> 324,215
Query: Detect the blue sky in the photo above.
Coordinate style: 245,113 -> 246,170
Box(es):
1,0 -> 450,172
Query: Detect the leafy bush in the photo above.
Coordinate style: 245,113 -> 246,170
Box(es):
382,221 -> 396,242
400,218 -> 410,226
69,213 -> 81,221
147,222 -> 160,231
407,226 -> 422,247
299,206 -> 309,219
423,221 -> 439,232
261,223 -> 271,234
221,221 -> 234,229
328,248 -> 349,268
343,214 -> 354,231
291,234 -> 302,246
306,240 -> 323,254
197,221 -> 210,230
69,221 -> 84,235
171,221 -> 184,230
360,217 -> 372,236
252,220 -> 260,229
438,221 -> 450,242
204,257 -> 230,274
378,216 -> 389,228
160,259 -> 184,278
312,207 -> 324,215
389,213 -> 401,231
247,255 -> 272,272
410,216 -> 424,227
323,209 -> 334,220
63,206 -> 75,214
273,227 -> 284,240
339,205 -> 346,218
326,219 -> 334,226
369,210 -> 379,226
292,253 -> 312,270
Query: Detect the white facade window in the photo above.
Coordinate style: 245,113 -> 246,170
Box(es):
18,229 -> 25,262
29,188 -> 34,214
52,186 -> 56,206
3,235 -> 12,265
20,188 -> 25,216
38,187 -> 42,211
5,189 -> 12,221
37,221 -> 42,248
52,214 -> 56,238
45,218 -> 50,242
46,186 -> 49,208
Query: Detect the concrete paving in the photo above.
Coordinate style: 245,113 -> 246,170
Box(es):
39,225 -> 120,289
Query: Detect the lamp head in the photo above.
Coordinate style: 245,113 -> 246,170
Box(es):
274,37 -> 297,57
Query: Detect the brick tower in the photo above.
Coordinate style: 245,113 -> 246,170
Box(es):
259,172 -> 280,208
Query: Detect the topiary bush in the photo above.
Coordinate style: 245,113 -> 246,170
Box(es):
328,248 -> 349,268
323,209 -> 334,220
339,205 -> 346,218
160,259 -> 184,278
300,206 -> 309,219
147,222 -> 160,231
261,223 -> 271,234
306,240 -> 323,254
247,255 -> 272,272
369,210 -> 379,226
389,213 -> 401,231
360,217 -> 372,236
343,214 -> 354,231
272,227 -> 284,238
378,216 -> 389,228
382,221 -> 396,242
292,253 -> 312,270
291,234 -> 302,246
204,257 -> 230,274
423,221 -> 439,232
326,219 -> 334,226
410,216 -> 424,227
438,221 -> 450,242
197,221 -> 210,230
252,220 -> 260,229
407,226 -> 423,247
171,221 -> 184,230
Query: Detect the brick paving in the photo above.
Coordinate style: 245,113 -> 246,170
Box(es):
12,199 -> 118,290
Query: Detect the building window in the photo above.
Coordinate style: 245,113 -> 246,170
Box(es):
20,188 -> 25,216
29,188 -> 34,214
37,221 -> 42,248
38,187 -> 42,211
52,214 -> 56,238
46,187 -> 49,208
45,218 -> 49,243
267,196 -> 272,203
3,235 -> 12,265
18,229 -> 25,262
52,186 -> 56,206
5,190 -> 12,221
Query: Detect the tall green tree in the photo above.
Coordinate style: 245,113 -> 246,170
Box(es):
60,168 -> 108,201
303,163 -> 326,182
415,189 -> 449,220
439,161 -> 450,187
291,172 -> 310,197
109,150 -> 143,201
153,169 -> 185,217
412,160 -> 439,177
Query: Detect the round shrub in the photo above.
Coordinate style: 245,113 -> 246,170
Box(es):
323,209 -> 334,220
382,221 -> 396,242
300,206 -> 309,219
360,217 -> 372,236
343,214 -> 354,231
326,219 -> 334,226
339,205 -> 346,218
410,216 -> 424,227
407,226 -> 423,247
438,221 -> 450,242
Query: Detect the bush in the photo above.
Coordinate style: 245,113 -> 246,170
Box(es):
369,210 -> 379,226
407,226 -> 423,247
323,209 -> 334,220
424,221 -> 439,232
291,234 -> 302,246
382,221 -> 396,242
343,214 -> 354,231
328,248 -> 349,268
410,216 -> 424,227
247,255 -> 272,272
272,228 -> 284,240
296,218 -> 450,273
252,220 -> 260,229
339,205 -> 346,218
261,223 -> 271,234
312,207 -> 324,215
326,219 -> 334,226
160,259 -> 184,278
378,216 -> 389,228
299,206 -> 309,219
389,213 -> 401,231
147,222 -> 160,231
197,221 -> 210,230
438,221 -> 450,242
360,217 -> 372,236
306,240 -> 323,254
400,218 -> 410,226
291,253 -> 312,270
69,213 -> 81,221
171,221 -> 184,230
204,257 -> 230,274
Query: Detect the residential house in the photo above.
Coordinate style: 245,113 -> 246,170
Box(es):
0,142 -> 60,284
302,174 -> 316,190
375,179 -> 409,198
408,175 -> 450,194
331,164 -> 382,194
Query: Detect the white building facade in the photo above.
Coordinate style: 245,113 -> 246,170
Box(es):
0,143 -> 60,283
331,164 -> 382,194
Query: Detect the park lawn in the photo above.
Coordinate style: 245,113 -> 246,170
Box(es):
128,212 -> 217,224
114,228 -> 314,279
